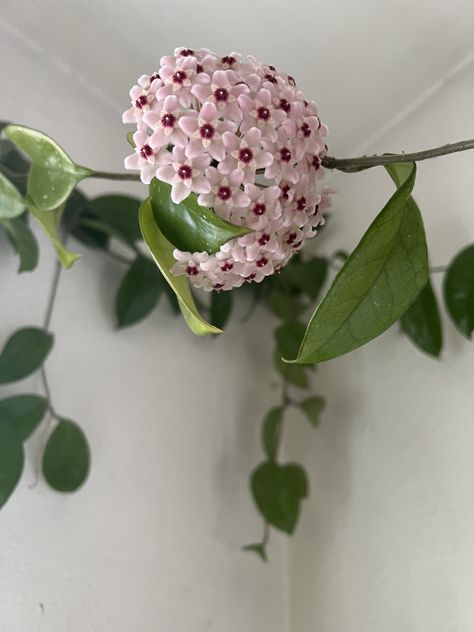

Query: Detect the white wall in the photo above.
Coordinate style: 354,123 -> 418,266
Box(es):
0,3 -> 474,632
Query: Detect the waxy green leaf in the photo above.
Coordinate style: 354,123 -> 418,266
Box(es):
275,322 -> 306,359
139,198 -> 221,336
149,177 -> 252,254
401,280 -> 442,356
42,419 -> 90,492
261,406 -> 284,461
0,420 -> 24,509
116,255 -> 163,328
0,394 -> 48,441
4,125 -> 91,211
290,162 -> 428,364
1,216 -> 39,272
0,327 -> 53,384
0,172 -> 25,219
84,195 -> 142,245
443,244 -> 474,339
274,349 -> 309,388
251,461 -> 308,534
28,199 -> 80,268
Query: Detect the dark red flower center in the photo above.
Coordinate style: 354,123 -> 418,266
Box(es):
257,106 -> 270,121
253,202 -> 266,215
135,95 -> 148,109
256,256 -> 268,268
139,144 -> 153,159
301,122 -> 311,137
288,75 -> 296,86
186,265 -> 198,275
268,65 -> 276,72
280,184 -> 290,200
221,262 -> 234,271
172,70 -> 186,84
258,233 -> 270,245
177,164 -> 192,180
196,64 -> 204,73
200,123 -> 215,140
150,73 -> 160,83
213,283 -> 224,290
245,273 -> 256,281
221,55 -> 236,66
214,87 -> 229,102
296,197 -> 306,210
286,232 -> 297,244
217,185 -> 232,201
161,113 -> 176,128
239,147 -> 254,164
180,48 -> 194,57
310,155 -> 321,170
278,99 -> 291,113
279,147 -> 291,162
264,73 -> 277,84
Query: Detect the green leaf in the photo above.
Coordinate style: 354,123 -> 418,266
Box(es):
0,138 -> 30,196
0,394 -> 47,441
274,349 -> 309,388
401,280 -> 443,356
116,255 -> 163,328
28,199 -> 80,268
0,172 -> 25,219
0,327 -> 53,384
251,461 -> 308,534
139,198 -> 221,336
242,542 -> 268,562
0,420 -> 24,509
149,177 -> 252,255
285,257 -> 328,299
291,162 -> 428,364
210,290 -> 233,329
42,419 -> 90,492
443,244 -> 474,339
275,322 -> 306,359
84,195 -> 142,245
299,396 -> 325,427
4,125 -> 91,211
1,216 -> 39,272
261,406 -> 284,461
267,289 -> 306,322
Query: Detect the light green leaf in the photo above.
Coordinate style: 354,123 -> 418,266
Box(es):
0,420 -> 24,509
443,244 -> 474,339
261,406 -> 284,461
290,162 -> 428,364
0,172 -> 25,219
401,279 -> 443,356
116,255 -> 163,328
4,125 -> 91,211
149,177 -> 252,254
42,419 -> 90,492
299,396 -> 325,427
2,216 -> 39,272
0,327 -> 53,384
0,394 -> 48,441
251,461 -> 308,534
28,199 -> 80,268
139,198 -> 221,336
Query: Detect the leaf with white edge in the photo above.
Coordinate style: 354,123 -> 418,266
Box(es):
0,394 -> 48,441
28,199 -> 80,268
1,216 -> 39,272
150,177 -> 252,254
299,396 -> 325,427
139,198 -> 221,336
261,406 -> 284,461
443,244 -> 474,339
42,419 -> 90,492
251,461 -> 308,534
290,162 -> 428,364
4,125 -> 91,211
0,172 -> 25,219
0,420 -> 24,509
116,255 -> 163,328
401,279 -> 442,357
0,327 -> 53,385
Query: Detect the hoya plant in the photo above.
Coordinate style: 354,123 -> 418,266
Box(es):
0,48 -> 473,560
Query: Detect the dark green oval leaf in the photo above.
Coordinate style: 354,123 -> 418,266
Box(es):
0,394 -> 47,441
443,244 -> 474,339
284,257 -> 328,300
0,421 -> 24,509
84,195 -> 142,245
4,125 -> 91,211
0,172 -> 25,219
251,461 -> 308,534
1,215 -> 39,272
139,198 -> 221,336
150,177 -> 252,254
401,279 -> 442,356
42,419 -> 90,492
299,396 -> 325,427
291,162 -> 428,363
261,406 -> 284,461
275,322 -> 306,359
210,290 -> 233,329
116,255 -> 162,328
0,327 -> 53,384
267,289 -> 306,322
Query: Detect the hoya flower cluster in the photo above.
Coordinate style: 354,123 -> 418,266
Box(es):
123,47 -> 332,291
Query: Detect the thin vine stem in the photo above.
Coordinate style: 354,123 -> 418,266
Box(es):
40,259 -> 63,419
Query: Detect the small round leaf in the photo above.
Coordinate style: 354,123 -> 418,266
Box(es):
42,419 -> 90,492
0,327 -> 53,384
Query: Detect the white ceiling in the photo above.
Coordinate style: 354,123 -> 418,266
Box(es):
1,0 -> 473,155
